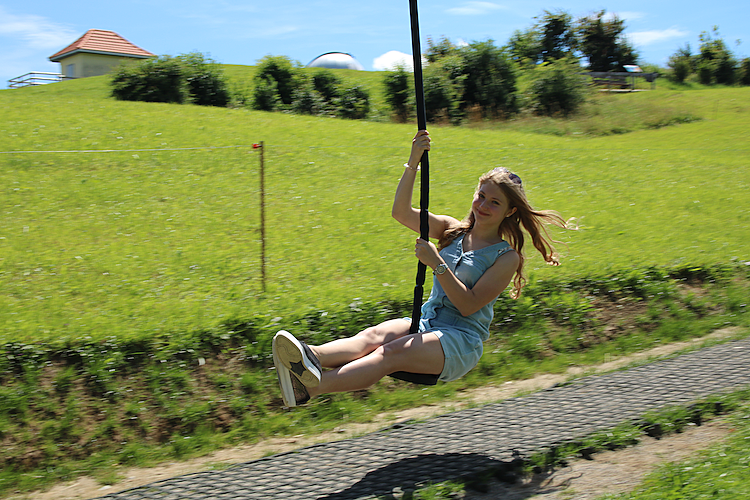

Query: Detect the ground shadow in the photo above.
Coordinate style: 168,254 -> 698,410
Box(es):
316,452 -> 521,500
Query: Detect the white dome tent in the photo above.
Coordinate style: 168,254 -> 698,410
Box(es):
306,52 -> 365,71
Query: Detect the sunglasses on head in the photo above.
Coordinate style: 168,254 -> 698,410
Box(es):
494,167 -> 522,186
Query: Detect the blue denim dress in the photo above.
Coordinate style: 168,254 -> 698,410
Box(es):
417,234 -> 513,381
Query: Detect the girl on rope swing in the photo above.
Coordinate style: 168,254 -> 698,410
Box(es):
272,130 -> 567,407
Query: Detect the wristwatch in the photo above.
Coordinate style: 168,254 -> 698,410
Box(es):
433,263 -> 448,275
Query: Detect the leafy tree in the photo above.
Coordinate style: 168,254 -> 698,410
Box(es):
538,10 -> 578,62
697,27 -> 737,85
425,36 -> 459,63
458,40 -> 518,118
507,28 -> 541,67
577,10 -> 638,72
383,65 -> 411,122
399,38 -> 518,121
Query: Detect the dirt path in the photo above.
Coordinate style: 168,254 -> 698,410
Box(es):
465,418 -> 734,500
10,327 -> 743,500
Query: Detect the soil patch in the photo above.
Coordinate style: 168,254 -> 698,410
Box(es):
465,418 -> 734,500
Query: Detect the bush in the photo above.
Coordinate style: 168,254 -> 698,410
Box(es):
110,53 -> 230,107
311,70 -> 341,103
290,81 -> 330,116
111,55 -> 186,104
252,55 -> 299,108
383,66 -> 411,122
422,55 -> 465,124
668,45 -> 693,83
290,70 -> 341,116
179,53 -> 230,107
670,58 -> 692,83
528,58 -> 588,117
697,59 -> 715,85
337,85 -> 370,119
741,58 -> 750,86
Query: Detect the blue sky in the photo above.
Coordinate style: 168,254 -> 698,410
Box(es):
1,1 -> 747,87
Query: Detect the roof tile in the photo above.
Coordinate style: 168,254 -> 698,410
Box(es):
49,29 -> 155,61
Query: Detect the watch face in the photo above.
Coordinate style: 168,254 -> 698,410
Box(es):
436,263 -> 447,275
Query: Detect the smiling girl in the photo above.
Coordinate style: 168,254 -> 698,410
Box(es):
272,130 -> 567,407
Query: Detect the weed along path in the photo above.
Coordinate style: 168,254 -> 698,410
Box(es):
10,327 -> 745,500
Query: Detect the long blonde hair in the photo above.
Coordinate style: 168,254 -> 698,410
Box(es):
438,167 -> 566,299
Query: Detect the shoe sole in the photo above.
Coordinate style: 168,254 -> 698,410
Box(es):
273,330 -> 321,388
272,345 -> 297,407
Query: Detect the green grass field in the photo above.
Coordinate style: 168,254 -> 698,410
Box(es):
1,74 -> 748,345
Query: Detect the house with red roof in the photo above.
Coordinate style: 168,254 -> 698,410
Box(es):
49,29 -> 155,79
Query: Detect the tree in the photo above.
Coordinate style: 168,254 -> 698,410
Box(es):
538,10 -> 578,62
697,27 -> 737,85
577,10 -> 638,72
425,36 -> 459,63
458,41 -> 518,118
507,28 -> 541,67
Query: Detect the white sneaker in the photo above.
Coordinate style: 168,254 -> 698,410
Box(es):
272,330 -> 322,388
272,350 -> 297,407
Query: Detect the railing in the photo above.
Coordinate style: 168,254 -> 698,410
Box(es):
8,72 -> 71,89
587,71 -> 659,91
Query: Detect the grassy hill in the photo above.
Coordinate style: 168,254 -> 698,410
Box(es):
1,73 -> 748,345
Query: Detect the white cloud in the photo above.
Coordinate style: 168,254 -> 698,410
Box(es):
446,2 -> 507,16
373,50 -> 414,71
0,7 -> 78,50
630,27 -> 690,46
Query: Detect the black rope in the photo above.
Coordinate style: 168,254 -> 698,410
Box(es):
391,0 -> 438,386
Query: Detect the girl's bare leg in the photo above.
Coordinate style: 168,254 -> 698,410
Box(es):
310,319 -> 411,368
308,332 -> 445,397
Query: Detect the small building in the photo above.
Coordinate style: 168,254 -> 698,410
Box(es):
306,52 -> 365,71
49,29 -> 155,79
